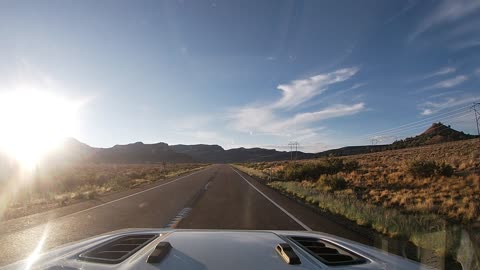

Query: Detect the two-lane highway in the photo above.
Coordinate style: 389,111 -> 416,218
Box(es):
0,164 -> 372,266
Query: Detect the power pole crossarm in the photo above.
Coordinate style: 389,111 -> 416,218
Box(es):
472,103 -> 480,137
288,141 -> 299,162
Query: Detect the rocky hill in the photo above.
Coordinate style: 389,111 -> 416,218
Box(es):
389,122 -> 476,149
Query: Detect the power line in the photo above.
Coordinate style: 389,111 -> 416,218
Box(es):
368,110 -> 472,139
355,110 -> 471,144
336,110 -> 473,147
472,103 -> 480,136
357,105 -> 472,140
381,112 -> 473,142
286,105 -> 477,152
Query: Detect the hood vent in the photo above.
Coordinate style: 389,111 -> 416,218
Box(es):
289,236 -> 367,266
79,234 -> 158,264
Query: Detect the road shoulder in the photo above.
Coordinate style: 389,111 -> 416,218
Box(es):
231,166 -> 374,246
0,167 -> 210,235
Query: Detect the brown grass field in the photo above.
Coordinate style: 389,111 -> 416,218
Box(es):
234,138 -> 480,256
239,138 -> 480,223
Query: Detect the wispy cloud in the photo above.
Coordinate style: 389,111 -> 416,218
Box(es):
422,75 -> 468,90
409,0 -> 480,42
288,103 -> 365,126
273,67 -> 359,109
385,0 -> 418,24
423,67 -> 456,79
409,67 -> 456,83
230,103 -> 365,136
429,90 -> 462,98
347,82 -> 368,91
229,67 -> 365,141
450,39 -> 480,50
419,95 -> 479,115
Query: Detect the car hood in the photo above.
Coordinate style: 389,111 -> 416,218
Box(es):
2,229 -> 427,270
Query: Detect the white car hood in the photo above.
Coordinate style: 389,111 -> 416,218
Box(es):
2,229 -> 429,270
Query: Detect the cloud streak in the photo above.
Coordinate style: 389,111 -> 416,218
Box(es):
229,67 -> 365,142
230,103 -> 365,135
409,0 -> 480,41
419,95 -> 479,115
423,67 -> 456,79
422,75 -> 468,90
273,67 -> 359,109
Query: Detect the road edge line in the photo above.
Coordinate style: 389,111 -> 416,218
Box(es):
231,167 -> 312,231
56,167 -> 208,221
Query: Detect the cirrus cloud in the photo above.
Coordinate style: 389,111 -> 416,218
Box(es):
229,67 -> 366,143
419,95 -> 479,115
422,75 -> 468,90
273,67 -> 359,109
409,0 -> 480,41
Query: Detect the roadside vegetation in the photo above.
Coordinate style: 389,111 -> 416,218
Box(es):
234,138 -> 480,256
2,163 -> 207,220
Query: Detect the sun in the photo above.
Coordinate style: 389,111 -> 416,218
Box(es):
0,90 -> 79,168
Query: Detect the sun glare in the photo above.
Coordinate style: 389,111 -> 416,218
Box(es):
0,90 -> 79,168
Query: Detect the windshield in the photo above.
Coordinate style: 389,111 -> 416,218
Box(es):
0,1 -> 479,269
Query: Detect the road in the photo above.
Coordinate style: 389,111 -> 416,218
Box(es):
0,164 -> 372,266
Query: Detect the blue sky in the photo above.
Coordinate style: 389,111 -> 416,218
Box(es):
0,0 -> 479,152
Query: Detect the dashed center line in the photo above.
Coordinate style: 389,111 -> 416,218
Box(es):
164,180 -> 212,228
165,207 -> 192,228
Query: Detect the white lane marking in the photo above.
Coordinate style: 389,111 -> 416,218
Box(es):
56,168 -> 208,221
232,168 -> 312,231
164,180 -> 211,228
165,207 -> 192,228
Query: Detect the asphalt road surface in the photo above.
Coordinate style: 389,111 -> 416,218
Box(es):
0,164 -> 373,266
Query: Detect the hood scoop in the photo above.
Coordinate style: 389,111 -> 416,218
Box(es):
289,236 -> 367,266
78,234 -> 158,264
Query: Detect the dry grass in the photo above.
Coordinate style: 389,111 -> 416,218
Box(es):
236,139 -> 480,258
241,138 -> 480,223
1,163 -> 207,220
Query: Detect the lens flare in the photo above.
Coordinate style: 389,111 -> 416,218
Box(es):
24,224 -> 50,270
0,90 -> 80,168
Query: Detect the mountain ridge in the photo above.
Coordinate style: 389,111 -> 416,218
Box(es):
3,123 -> 477,165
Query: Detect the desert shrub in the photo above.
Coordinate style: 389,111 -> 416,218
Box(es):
407,160 -> 438,178
343,160 -> 360,172
279,159 -> 361,181
436,162 -> 454,177
316,175 -> 347,192
282,163 -> 325,181
407,160 -> 454,178
325,158 -> 345,174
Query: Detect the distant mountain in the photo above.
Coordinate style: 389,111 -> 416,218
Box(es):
170,144 -> 316,163
92,142 -> 194,163
170,144 -> 225,163
48,140 -> 311,164
389,122 -> 477,149
2,122 -> 476,166
46,139 -> 194,164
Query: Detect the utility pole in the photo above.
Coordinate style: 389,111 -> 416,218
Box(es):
295,142 -> 299,161
472,103 -> 480,137
472,103 -> 480,172
288,141 -> 299,161
288,142 -> 293,160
